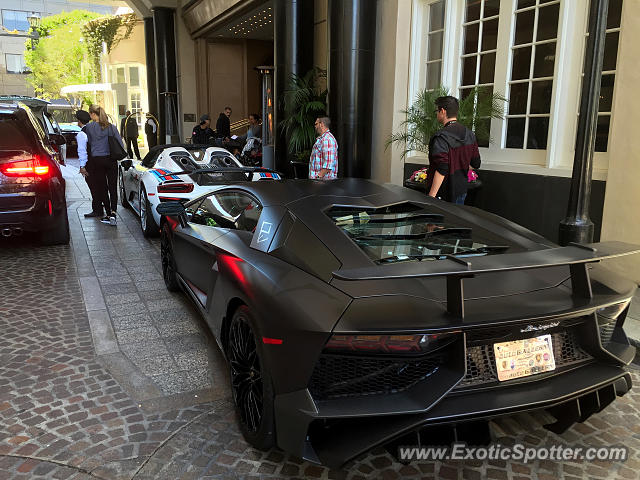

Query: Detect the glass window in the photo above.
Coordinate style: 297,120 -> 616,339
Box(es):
0,116 -> 33,149
130,93 -> 142,125
326,204 -> 517,264
459,0 -> 500,147
581,0 -> 622,152
129,66 -> 139,87
2,10 -> 30,32
425,0 -> 446,90
189,192 -> 262,233
5,54 -> 28,74
116,67 -> 125,83
506,0 -> 560,150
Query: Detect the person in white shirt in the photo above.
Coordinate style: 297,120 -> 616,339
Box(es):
76,110 -> 103,218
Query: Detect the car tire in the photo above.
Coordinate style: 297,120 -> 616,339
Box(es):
41,210 -> 70,246
161,223 -> 180,292
228,306 -> 276,450
139,185 -> 159,237
119,169 -> 131,209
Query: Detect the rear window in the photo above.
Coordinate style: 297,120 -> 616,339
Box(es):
327,204 -> 515,264
0,115 -> 33,149
50,108 -> 75,124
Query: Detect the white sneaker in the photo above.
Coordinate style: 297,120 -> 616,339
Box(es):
109,214 -> 117,226
100,216 -> 111,224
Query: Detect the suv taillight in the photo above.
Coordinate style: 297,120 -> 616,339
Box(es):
157,182 -> 194,194
0,156 -> 51,178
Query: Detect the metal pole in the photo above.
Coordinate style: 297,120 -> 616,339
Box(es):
257,66 -> 275,170
558,0 -> 609,245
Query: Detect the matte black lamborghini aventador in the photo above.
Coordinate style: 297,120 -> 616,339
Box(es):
157,178 -> 639,466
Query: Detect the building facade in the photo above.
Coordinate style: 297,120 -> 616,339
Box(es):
369,0 -> 638,280
0,0 -> 122,96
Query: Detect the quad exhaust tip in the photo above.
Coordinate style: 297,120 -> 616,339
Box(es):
1,227 -> 22,237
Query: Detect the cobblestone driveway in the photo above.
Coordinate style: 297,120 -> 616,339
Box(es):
0,159 -> 639,479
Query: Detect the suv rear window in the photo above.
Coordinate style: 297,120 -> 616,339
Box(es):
327,204 -> 514,264
0,115 -> 32,149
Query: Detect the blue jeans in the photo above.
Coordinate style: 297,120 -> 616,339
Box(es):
453,193 -> 467,205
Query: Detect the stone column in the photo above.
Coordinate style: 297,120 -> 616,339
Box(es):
153,7 -> 179,144
328,0 -> 377,178
274,0 -> 314,174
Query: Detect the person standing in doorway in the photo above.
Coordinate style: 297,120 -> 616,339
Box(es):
120,111 -> 128,139
145,112 -> 158,148
426,96 -> 481,204
216,107 -> 232,141
121,110 -> 141,159
85,104 -> 126,226
192,114 -> 215,144
76,110 -> 103,218
308,116 -> 338,180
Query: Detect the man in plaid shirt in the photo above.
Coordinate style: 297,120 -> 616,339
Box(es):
308,117 -> 338,179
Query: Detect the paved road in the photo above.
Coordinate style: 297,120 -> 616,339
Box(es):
0,158 -> 639,479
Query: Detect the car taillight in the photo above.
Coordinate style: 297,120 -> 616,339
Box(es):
0,156 -> 51,178
324,332 -> 459,355
597,299 -> 631,320
157,182 -> 194,193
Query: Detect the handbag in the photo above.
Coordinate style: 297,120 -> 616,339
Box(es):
108,124 -> 127,161
468,169 -> 482,189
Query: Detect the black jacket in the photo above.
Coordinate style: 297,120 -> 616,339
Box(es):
216,113 -> 230,139
192,125 -> 215,145
427,122 -> 481,202
121,115 -> 139,138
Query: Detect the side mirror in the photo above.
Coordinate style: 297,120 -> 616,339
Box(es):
120,159 -> 133,170
50,133 -> 66,146
156,201 -> 188,227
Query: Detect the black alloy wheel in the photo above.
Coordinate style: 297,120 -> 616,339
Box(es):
160,223 -> 180,291
228,306 -> 275,449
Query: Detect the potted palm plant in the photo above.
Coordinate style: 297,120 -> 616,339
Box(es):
280,68 -> 328,177
387,85 -> 507,160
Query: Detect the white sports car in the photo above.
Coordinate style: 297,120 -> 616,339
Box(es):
118,144 -> 281,236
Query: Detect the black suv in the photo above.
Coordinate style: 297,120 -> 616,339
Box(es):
0,96 -> 67,165
0,102 -> 69,245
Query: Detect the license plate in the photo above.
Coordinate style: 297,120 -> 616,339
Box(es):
493,334 -> 556,381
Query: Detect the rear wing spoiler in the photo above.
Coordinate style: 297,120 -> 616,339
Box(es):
332,241 -> 640,318
158,167 -> 281,181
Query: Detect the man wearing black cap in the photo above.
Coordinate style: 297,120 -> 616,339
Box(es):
76,110 -> 103,218
191,114 -> 215,145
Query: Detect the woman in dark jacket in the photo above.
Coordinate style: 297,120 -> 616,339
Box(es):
85,104 -> 126,226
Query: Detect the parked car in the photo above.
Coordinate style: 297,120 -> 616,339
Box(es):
0,102 -> 69,244
48,103 -> 80,157
0,96 -> 67,165
119,144 -> 281,237
157,178 -> 639,467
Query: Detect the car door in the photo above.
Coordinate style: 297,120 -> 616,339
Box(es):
130,150 -> 160,211
172,190 -> 263,309
48,113 -> 66,163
